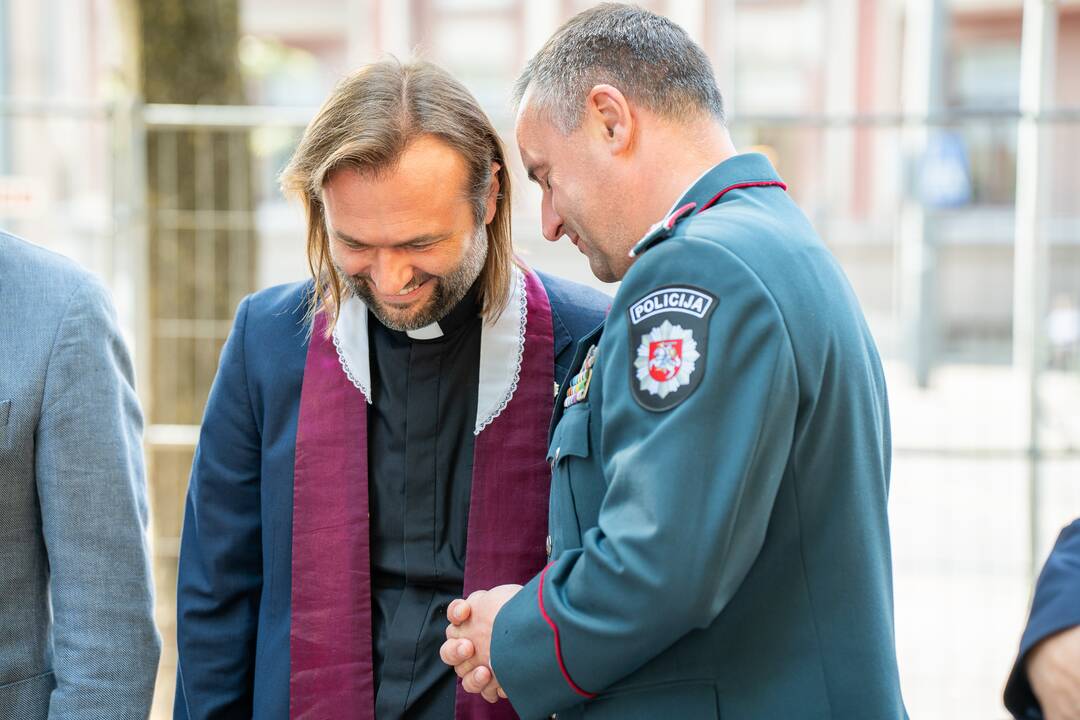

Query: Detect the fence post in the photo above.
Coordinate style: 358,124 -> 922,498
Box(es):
1014,0 -> 1058,582
898,0 -> 947,389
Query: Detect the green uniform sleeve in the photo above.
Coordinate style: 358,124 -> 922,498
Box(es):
491,237 -> 799,719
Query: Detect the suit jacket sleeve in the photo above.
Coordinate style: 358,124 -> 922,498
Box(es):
175,296 -> 263,719
1004,519 -> 1080,719
34,276 -> 160,719
491,239 -> 799,718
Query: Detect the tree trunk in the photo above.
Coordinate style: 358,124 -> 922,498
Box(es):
125,2 -> 256,715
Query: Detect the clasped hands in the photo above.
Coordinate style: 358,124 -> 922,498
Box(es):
439,584 -> 522,704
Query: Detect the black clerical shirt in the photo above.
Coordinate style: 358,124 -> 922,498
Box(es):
367,286 -> 482,719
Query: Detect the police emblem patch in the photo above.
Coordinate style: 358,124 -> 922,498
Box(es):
627,285 -> 718,411
635,321 -> 698,398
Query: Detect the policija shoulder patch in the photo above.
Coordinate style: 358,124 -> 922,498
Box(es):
627,285 -> 718,412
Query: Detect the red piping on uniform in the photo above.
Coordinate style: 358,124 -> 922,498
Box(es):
697,180 -> 788,214
664,202 -> 697,230
538,563 -> 597,699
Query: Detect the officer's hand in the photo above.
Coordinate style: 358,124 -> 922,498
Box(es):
439,598 -> 479,674
440,585 -> 522,701
447,597 -> 472,625
439,635 -> 476,666
1028,624 -> 1080,720
438,636 -> 506,703
462,664 -> 508,703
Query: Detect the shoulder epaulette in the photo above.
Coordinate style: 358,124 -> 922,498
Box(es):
628,202 -> 697,258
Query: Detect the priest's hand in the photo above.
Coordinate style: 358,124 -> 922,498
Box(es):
440,584 -> 522,703
1028,624 -> 1080,720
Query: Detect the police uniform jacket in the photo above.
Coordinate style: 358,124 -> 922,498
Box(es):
489,154 -> 908,720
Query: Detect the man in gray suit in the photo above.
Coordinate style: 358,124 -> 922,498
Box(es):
0,231 -> 160,718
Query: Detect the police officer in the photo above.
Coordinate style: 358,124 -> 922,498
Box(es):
441,5 -> 908,719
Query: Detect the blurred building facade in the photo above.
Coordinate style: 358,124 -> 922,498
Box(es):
2,1 -> 1079,718
6,0 -> 1079,353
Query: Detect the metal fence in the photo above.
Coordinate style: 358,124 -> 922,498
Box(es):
1,98 -> 1078,719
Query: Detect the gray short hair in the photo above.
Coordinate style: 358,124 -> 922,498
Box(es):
513,3 -> 725,134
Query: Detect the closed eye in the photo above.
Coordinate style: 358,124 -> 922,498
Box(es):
332,230 -> 448,251
338,237 -> 369,251
405,233 -> 450,250
527,165 -> 551,191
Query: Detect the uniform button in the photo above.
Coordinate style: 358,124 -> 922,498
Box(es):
545,535 -> 552,556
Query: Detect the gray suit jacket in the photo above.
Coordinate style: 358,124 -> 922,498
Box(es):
0,232 -> 160,718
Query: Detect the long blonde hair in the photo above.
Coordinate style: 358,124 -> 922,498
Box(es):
281,58 -> 514,336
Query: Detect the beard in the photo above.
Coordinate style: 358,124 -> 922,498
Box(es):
339,223 -> 489,332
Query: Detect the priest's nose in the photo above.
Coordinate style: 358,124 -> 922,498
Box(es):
368,249 -> 414,296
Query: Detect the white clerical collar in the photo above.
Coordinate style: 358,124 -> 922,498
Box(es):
406,322 -> 443,340
332,266 -> 528,436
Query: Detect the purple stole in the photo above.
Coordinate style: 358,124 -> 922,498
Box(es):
290,268 -> 554,719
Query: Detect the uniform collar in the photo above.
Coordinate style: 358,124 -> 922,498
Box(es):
629,153 -> 786,259
670,152 -> 785,216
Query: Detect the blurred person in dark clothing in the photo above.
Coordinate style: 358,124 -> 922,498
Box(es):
1006,519 -> 1080,720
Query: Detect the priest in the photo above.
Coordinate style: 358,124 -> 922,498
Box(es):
173,59 -> 609,720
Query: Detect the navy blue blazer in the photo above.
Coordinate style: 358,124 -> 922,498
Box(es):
1005,519 -> 1080,719
174,272 -> 608,719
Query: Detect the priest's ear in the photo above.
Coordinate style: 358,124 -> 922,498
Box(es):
484,162 -> 501,225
